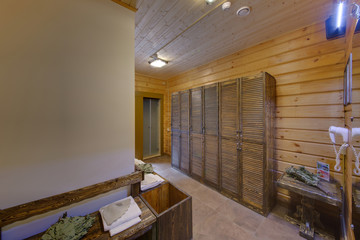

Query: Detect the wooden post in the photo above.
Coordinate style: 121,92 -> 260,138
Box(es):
343,1 -> 359,239
299,197 -> 315,240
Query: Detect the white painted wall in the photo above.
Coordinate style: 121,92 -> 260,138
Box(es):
0,0 -> 135,237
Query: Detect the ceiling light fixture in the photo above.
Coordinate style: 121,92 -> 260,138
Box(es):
205,0 -> 217,5
148,54 -> 168,68
236,6 -> 251,17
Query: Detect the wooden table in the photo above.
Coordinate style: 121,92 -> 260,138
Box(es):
277,174 -> 342,240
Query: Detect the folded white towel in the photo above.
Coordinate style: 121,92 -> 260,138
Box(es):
102,198 -> 131,226
100,196 -> 141,231
135,159 -> 145,165
109,217 -> 141,237
141,174 -> 165,191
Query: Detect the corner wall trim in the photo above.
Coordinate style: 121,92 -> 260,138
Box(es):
112,0 -> 137,12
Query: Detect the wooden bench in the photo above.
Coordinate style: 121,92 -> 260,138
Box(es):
0,171 -> 157,240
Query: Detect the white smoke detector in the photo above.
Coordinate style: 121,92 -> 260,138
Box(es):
236,6 -> 251,16
222,2 -> 231,11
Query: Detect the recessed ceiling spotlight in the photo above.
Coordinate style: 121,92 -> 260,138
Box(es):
222,2 -> 231,11
205,0 -> 217,5
236,6 -> 251,16
148,54 -> 168,68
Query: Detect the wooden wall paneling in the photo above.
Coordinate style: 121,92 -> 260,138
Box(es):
190,87 -> 203,180
180,90 -> 190,174
220,79 -> 240,198
166,22 -> 360,222
204,84 -> 220,188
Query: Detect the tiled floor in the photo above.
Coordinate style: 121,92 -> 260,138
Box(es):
144,155 -> 325,240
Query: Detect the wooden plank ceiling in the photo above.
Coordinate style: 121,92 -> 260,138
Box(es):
135,0 -> 334,80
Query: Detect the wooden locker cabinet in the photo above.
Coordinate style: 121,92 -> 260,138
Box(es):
171,72 -> 275,216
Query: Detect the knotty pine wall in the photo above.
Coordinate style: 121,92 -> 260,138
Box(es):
164,21 -> 360,203
135,73 -> 171,155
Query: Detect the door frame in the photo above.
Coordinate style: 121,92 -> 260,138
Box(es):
135,91 -> 164,160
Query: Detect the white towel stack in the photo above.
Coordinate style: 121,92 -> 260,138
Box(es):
134,158 -> 145,165
99,196 -> 142,237
134,158 -> 165,191
141,173 -> 165,191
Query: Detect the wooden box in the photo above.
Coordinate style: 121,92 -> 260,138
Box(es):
140,183 -> 192,240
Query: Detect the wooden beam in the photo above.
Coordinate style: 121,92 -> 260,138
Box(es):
0,171 -> 143,228
112,0 -> 137,12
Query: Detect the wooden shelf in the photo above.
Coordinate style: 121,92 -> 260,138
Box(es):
26,197 -> 156,240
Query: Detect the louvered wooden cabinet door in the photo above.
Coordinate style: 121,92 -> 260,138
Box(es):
180,90 -> 190,131
180,90 -> 190,174
191,133 -> 203,180
190,88 -> 202,134
204,84 -> 218,135
171,131 -> 181,169
220,79 -> 239,197
171,93 -> 181,169
220,138 -> 239,196
181,132 -> 190,173
190,87 -> 203,180
220,80 -> 238,138
240,75 -> 265,212
171,93 -> 180,130
241,142 -> 264,209
204,84 -> 219,188
204,135 -> 218,187
241,76 -> 264,144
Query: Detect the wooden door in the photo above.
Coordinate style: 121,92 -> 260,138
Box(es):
180,90 -> 190,173
240,75 -> 265,210
220,79 -> 240,197
171,92 -> 181,169
204,84 -> 219,188
190,87 -> 203,180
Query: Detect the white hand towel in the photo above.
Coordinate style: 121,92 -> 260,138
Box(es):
100,196 -> 142,231
141,174 -> 165,191
109,217 -> 141,237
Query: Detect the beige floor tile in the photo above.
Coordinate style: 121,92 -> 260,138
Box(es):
255,213 -> 303,240
146,155 -> 314,240
216,198 -> 265,233
196,211 -> 257,240
192,196 -> 217,228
